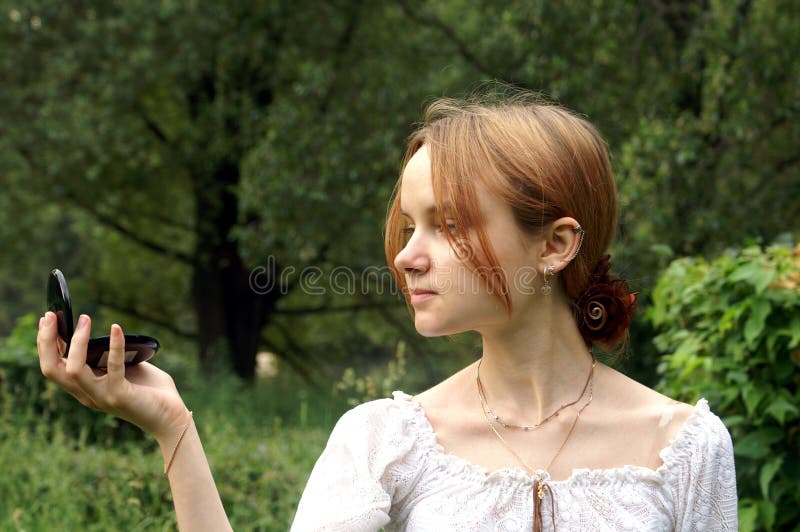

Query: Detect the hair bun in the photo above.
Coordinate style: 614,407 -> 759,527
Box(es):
573,255 -> 638,348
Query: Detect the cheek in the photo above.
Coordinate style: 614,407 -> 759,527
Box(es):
412,273 -> 509,336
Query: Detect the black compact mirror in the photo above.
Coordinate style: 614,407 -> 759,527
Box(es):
47,269 -> 159,368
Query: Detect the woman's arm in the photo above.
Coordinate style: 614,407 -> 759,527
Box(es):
38,311 -> 233,531
157,417 -> 231,531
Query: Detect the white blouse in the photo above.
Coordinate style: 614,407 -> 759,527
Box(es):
291,391 -> 738,531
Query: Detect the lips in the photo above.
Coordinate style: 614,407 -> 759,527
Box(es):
409,288 -> 438,304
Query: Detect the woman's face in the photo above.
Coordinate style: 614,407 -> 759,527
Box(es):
394,145 -> 543,337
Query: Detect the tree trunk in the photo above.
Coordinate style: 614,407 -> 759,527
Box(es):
191,162 -> 281,379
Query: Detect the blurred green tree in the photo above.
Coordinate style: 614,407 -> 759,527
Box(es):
0,1 -> 446,378
1,0 -> 797,383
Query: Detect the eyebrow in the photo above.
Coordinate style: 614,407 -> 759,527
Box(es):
400,204 -> 454,218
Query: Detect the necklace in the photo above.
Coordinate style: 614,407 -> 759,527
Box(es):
477,366 -> 595,478
475,356 -> 596,532
476,354 -> 596,431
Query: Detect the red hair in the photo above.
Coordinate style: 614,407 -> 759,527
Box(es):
385,92 -> 635,348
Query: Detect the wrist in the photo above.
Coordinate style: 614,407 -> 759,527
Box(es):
161,410 -> 194,475
154,406 -> 193,450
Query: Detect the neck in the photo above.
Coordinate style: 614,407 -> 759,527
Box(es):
476,295 -> 594,424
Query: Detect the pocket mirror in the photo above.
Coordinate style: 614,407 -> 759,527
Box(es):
47,269 -> 159,368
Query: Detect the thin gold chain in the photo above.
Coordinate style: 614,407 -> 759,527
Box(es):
477,363 -> 595,477
476,354 -> 595,431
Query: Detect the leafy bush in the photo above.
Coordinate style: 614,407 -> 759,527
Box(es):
334,339 -> 408,406
649,245 -> 800,531
0,318 -> 411,530
0,314 -> 343,530
0,313 -> 147,444
0,414 -> 327,530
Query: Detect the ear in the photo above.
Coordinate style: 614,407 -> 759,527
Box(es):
539,217 -> 583,273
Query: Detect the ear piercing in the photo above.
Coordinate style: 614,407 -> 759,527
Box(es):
542,225 -> 584,295
541,264 -> 556,296
561,225 -> 585,263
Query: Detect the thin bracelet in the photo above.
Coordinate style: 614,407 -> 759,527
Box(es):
164,411 -> 193,475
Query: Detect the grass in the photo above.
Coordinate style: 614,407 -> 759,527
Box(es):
0,369 -> 347,531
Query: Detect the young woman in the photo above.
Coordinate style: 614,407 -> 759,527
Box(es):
37,94 -> 738,531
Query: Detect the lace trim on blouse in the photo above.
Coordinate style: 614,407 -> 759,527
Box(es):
291,390 -> 738,531
390,390 -> 693,487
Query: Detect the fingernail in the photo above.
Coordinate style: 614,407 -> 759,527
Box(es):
111,323 -> 121,334
77,315 -> 87,329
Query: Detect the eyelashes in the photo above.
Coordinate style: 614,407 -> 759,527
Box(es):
400,223 -> 458,242
440,223 -> 458,235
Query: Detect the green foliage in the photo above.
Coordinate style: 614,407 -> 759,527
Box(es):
0,411 -> 327,531
0,313 -> 147,443
1,0 -> 798,382
0,316 -> 339,530
334,340 -> 408,407
650,245 -> 800,531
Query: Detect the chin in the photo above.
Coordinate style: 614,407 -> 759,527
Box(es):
415,310 -> 512,337
413,315 -> 473,337
413,317 -> 449,337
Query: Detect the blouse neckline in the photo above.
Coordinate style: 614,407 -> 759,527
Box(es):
390,390 -> 710,488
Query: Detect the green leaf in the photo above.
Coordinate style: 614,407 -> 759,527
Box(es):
721,414 -> 746,428
650,243 -> 674,258
788,316 -> 800,347
738,501 -> 758,532
744,299 -> 771,347
759,456 -> 783,499
734,428 -> 783,459
730,261 -> 775,293
758,500 -> 776,530
741,383 -> 766,416
726,370 -> 748,384
765,398 -> 799,424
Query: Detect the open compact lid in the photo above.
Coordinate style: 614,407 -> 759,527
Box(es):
47,268 -> 74,345
46,268 -> 160,367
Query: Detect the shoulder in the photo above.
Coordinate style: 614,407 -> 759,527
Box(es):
328,392 -> 424,451
411,362 -> 478,432
335,396 -> 402,428
594,362 -> 696,429
583,364 -> 724,469
662,398 -> 734,465
600,364 -> 730,442
412,361 -> 476,410
293,395 -> 421,530
601,364 -> 735,478
658,399 -> 738,527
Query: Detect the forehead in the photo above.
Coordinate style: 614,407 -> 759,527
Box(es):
399,145 -> 499,219
399,145 -> 434,215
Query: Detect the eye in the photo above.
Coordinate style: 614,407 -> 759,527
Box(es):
435,221 -> 458,235
400,226 -> 415,243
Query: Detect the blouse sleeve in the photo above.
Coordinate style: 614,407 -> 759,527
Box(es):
290,399 -> 415,532
668,402 -> 738,532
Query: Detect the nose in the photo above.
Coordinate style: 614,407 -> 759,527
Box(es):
394,234 -> 431,276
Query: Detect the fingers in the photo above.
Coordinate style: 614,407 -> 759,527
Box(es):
38,312 -> 97,407
65,314 -> 92,383
106,324 -> 126,387
37,312 -> 61,378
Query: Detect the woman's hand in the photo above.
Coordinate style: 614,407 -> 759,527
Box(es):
37,311 -> 189,443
